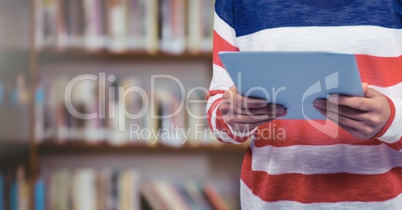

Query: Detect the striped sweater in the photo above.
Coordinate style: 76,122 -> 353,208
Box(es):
207,0 -> 402,209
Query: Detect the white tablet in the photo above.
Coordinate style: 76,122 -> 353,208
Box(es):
219,51 -> 364,120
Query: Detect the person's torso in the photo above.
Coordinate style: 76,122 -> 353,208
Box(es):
234,1 -> 402,209
230,0 -> 402,146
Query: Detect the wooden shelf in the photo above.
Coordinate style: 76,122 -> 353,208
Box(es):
37,141 -> 247,156
37,50 -> 212,63
0,141 -> 30,170
0,141 -> 30,156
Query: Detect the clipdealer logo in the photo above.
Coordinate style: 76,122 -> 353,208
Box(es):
302,72 -> 339,138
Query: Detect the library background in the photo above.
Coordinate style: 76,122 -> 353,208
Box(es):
0,0 -> 249,209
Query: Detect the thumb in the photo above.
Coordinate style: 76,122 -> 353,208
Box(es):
362,82 -> 369,94
230,86 -> 238,93
362,83 -> 379,98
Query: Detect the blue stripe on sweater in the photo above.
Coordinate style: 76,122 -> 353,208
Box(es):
217,0 -> 402,37
215,0 -> 235,28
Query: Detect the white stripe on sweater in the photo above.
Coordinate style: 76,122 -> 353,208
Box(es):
210,104 -> 243,144
236,26 -> 402,57
214,12 -> 238,47
369,83 -> 402,144
378,97 -> 402,144
240,180 -> 402,210
371,82 -> 402,99
209,64 -> 234,91
206,94 -> 223,114
251,142 -> 402,175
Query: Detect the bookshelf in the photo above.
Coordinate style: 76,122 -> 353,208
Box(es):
0,141 -> 30,171
0,0 -> 246,209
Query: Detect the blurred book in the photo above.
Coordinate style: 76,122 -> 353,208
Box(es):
37,168 -> 142,210
34,168 -> 232,210
203,182 -> 230,210
0,74 -> 29,107
127,0 -> 143,50
0,174 -> 3,210
182,180 -> 213,210
16,167 -> 29,210
10,180 -> 17,210
83,0 -> 107,51
0,81 -> 3,105
157,89 -> 186,147
2,173 -> 10,210
187,0 -> 202,54
72,169 -> 97,210
34,82 -> 45,142
95,169 -> 113,210
120,78 -> 143,143
108,77 -> 126,144
35,0 -> 58,49
107,0 -> 128,52
186,88 -> 209,146
144,0 -> 159,53
142,180 -> 230,210
0,75 -> 30,141
119,170 -> 141,210
200,0 -> 215,53
68,0 -> 86,48
159,0 -> 186,54
187,0 -> 214,54
35,0 -> 213,53
150,180 -> 189,209
34,177 -> 45,210
49,169 -> 71,210
0,167 -> 29,210
34,75 -> 219,148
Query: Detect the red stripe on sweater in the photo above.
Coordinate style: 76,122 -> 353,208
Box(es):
213,31 -> 239,68
373,96 -> 396,139
207,98 -> 222,130
253,120 -> 368,147
241,147 -> 402,203
215,107 -> 252,143
356,55 -> 402,87
386,140 -> 402,151
207,91 -> 251,143
206,98 -> 228,143
207,90 -> 226,100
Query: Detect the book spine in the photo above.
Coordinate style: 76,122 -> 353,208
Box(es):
187,0 -> 202,53
203,183 -> 230,210
100,0 -> 109,48
37,0 -> 215,53
35,0 -> 44,50
108,0 -> 128,52
65,0 -> 85,48
145,0 -> 159,53
183,180 -> 213,209
201,0 -> 214,52
17,166 -> 29,210
56,0 -> 68,50
35,85 -> 45,142
35,178 -> 45,210
10,182 -> 17,210
127,0 -> 141,50
0,81 -> 3,106
0,174 -> 3,210
83,0 -> 105,51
